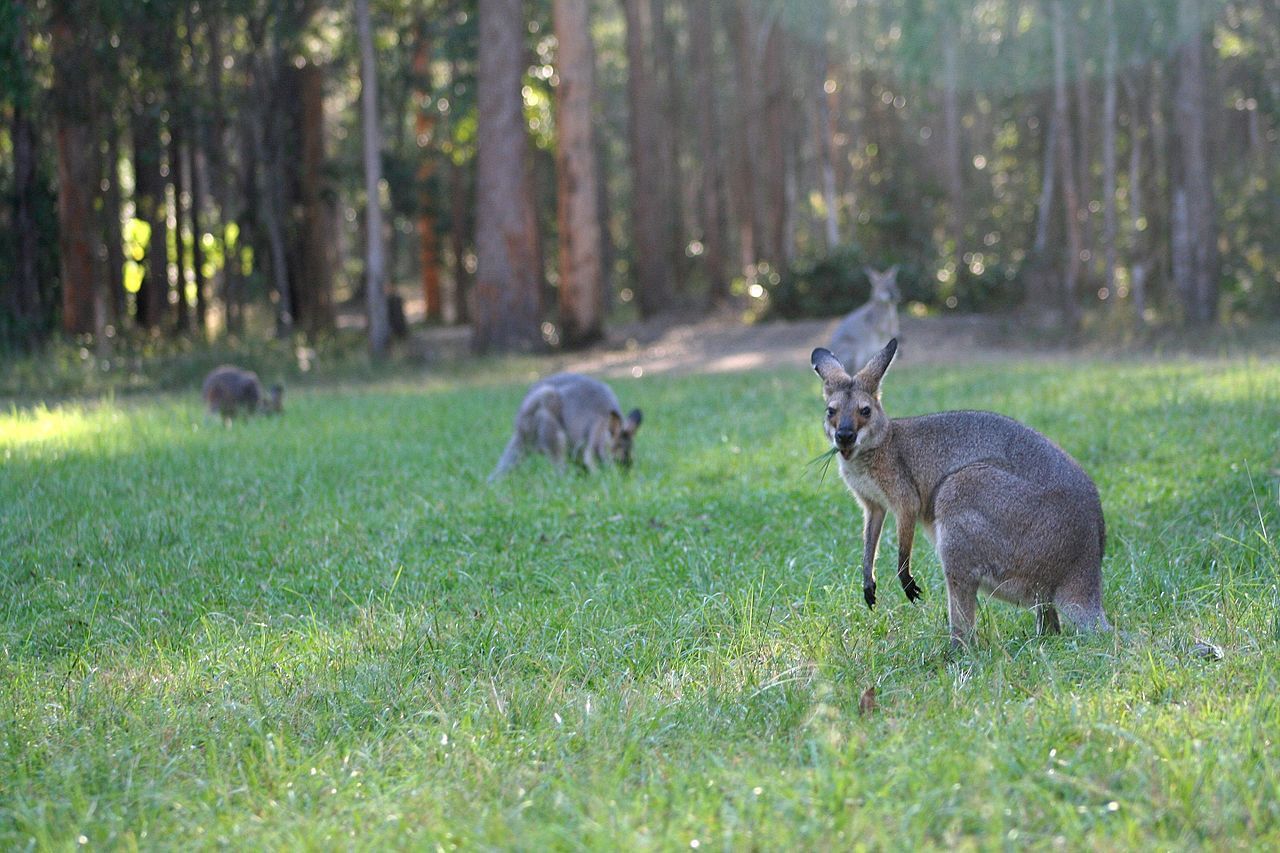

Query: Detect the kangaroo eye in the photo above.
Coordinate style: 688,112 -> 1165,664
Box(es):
826,406 -> 836,419
859,406 -> 872,418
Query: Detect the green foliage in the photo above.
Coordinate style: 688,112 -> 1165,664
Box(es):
2,354 -> 1279,846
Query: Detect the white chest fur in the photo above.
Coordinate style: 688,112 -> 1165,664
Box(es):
838,455 -> 892,509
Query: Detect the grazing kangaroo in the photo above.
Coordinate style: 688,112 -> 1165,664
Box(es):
810,339 -> 1109,647
202,365 -> 284,422
829,265 -> 901,375
489,373 -> 642,481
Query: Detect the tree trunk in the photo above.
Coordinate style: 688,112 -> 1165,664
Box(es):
1101,0 -> 1118,305
471,0 -> 543,351
357,0 -> 391,356
759,16 -> 788,268
1172,0 -> 1219,324
206,13 -> 242,335
1123,72 -> 1147,324
296,61 -> 335,335
650,0 -> 685,295
52,12 -> 98,336
103,116 -> 126,327
411,20 -> 442,324
726,1 -> 759,277
8,0 -> 45,349
133,104 -> 169,331
814,52 -> 840,251
248,36 -> 293,338
170,111 -> 191,333
687,0 -> 729,301
1051,0 -> 1082,330
553,0 -> 605,348
942,34 -> 965,268
1032,107 -> 1057,257
623,0 -> 675,316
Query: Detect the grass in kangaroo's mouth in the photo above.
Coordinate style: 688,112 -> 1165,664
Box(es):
807,445 -> 840,482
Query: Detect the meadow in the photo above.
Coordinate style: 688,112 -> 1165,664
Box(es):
2,351 -> 1279,848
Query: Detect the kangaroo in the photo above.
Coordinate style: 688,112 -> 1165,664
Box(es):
489,373 -> 642,481
202,365 -> 284,422
828,265 -> 901,375
810,339 -> 1109,647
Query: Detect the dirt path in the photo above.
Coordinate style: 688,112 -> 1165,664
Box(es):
557,313 -> 1034,378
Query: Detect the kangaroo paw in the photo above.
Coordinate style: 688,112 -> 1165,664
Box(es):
864,583 -> 876,609
901,576 -> 923,603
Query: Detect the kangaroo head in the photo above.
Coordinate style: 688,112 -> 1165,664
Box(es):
864,265 -> 901,304
261,384 -> 284,415
811,339 -> 897,459
609,408 -> 643,469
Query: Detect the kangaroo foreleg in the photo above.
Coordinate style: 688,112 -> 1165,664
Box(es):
896,516 -> 923,602
860,502 -> 886,609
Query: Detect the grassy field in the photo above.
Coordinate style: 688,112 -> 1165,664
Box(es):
2,351 -> 1279,848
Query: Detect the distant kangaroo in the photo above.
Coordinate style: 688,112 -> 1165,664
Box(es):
202,365 -> 284,422
810,339 -> 1109,647
489,373 -> 642,481
829,265 -> 901,375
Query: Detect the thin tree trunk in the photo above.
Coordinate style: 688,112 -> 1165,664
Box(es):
170,113 -> 191,333
250,48 -> 294,338
623,0 -> 675,315
188,136 -> 208,333
687,0 -> 729,301
1071,11 -> 1094,263
814,52 -> 840,250
52,12 -> 98,336
207,13 -> 243,335
7,0 -> 44,348
760,16 -> 788,267
1051,0 -> 1082,330
357,0 -> 391,356
650,0 -> 685,295
411,19 -> 442,323
554,0 -> 605,347
1122,72 -> 1148,324
103,116 -> 126,326
297,61 -> 334,335
726,1 -> 758,276
1173,0 -> 1219,324
1033,107 -> 1057,257
942,34 -> 965,268
1101,0 -> 1118,305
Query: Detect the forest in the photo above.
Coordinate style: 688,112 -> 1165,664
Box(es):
1,0 -> 1277,356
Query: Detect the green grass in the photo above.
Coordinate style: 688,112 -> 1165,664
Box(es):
2,355 -> 1279,848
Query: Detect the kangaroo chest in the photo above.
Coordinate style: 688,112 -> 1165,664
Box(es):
838,457 -> 893,509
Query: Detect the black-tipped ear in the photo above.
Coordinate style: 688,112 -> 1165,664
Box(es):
811,347 -> 847,384
854,338 -> 898,392
608,410 -> 623,436
628,408 -> 642,430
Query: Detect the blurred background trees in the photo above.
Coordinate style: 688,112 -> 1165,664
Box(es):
1,0 -> 1277,355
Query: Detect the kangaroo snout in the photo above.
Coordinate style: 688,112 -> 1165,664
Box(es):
834,426 -> 856,448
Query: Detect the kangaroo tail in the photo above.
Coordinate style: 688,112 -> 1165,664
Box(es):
488,434 -> 524,482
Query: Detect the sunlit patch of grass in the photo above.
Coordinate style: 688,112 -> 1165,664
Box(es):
1,356 -> 1279,847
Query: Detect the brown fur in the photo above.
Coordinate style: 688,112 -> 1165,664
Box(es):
202,365 -> 283,422
811,339 -> 1109,647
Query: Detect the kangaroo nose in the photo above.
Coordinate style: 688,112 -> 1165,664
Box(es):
835,428 -> 855,446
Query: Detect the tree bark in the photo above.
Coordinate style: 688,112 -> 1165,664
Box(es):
411,19 -> 442,323
206,13 -> 243,335
132,103 -> 169,331
942,33 -> 965,268
1122,72 -> 1147,324
471,0 -> 543,352
7,0 -> 45,348
296,61 -> 334,335
52,11 -> 98,336
1101,0 -> 1118,305
1051,0 -> 1082,330
759,16 -> 788,268
357,0 -> 391,356
814,52 -> 840,251
1172,0 -> 1219,324
554,0 -> 605,347
170,109 -> 192,333
687,0 -> 730,301
623,0 -> 675,316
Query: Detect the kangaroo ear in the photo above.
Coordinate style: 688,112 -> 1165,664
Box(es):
627,408 -> 643,431
884,264 -> 899,281
854,338 -> 898,393
608,410 -> 623,437
811,348 -> 848,385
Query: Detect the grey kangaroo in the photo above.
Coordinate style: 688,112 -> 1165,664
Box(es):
811,339 -> 1109,647
202,365 -> 284,422
489,373 -> 642,481
828,266 -> 901,375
